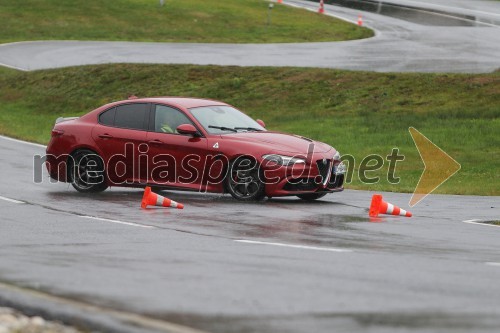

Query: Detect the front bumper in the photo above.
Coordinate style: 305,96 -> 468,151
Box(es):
263,156 -> 345,197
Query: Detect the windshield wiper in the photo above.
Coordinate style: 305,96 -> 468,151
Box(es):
208,125 -> 237,133
234,127 -> 263,132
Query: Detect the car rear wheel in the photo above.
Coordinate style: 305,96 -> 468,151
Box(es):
70,149 -> 108,193
296,193 -> 327,201
225,157 -> 265,201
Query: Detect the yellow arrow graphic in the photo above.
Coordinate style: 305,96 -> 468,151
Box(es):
409,127 -> 461,207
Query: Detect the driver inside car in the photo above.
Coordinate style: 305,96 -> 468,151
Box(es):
157,111 -> 174,133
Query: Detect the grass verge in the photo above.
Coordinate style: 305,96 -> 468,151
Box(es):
0,0 -> 372,43
0,64 -> 498,195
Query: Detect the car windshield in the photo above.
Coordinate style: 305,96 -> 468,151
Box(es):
189,105 -> 265,134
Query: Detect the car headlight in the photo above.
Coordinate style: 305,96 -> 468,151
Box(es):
262,154 -> 306,166
333,151 -> 341,161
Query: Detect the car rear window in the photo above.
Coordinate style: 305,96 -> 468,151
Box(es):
100,103 -> 149,130
99,107 -> 116,126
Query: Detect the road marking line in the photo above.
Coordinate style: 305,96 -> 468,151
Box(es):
0,281 -> 211,333
0,41 -> 45,48
235,240 -> 352,253
80,216 -> 156,229
0,61 -> 28,71
463,219 -> 500,228
485,262 -> 500,267
0,134 -> 46,148
0,195 -> 25,204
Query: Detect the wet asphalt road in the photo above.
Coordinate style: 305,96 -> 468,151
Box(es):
0,136 -> 499,333
0,0 -> 499,73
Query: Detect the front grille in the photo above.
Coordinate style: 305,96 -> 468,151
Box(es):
316,159 -> 331,184
328,174 -> 344,189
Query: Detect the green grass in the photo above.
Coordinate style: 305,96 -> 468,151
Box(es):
0,0 -> 372,43
0,64 -> 498,195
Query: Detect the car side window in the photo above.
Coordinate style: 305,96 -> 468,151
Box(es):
154,105 -> 193,134
99,107 -> 116,126
113,103 -> 149,130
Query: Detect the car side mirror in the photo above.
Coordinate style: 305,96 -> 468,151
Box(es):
176,124 -> 200,137
256,119 -> 266,128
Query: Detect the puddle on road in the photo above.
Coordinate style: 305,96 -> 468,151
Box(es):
43,189 -> 381,247
298,214 -> 371,227
318,0 -> 497,26
227,214 -> 374,247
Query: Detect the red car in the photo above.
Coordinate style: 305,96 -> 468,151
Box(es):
46,97 -> 345,201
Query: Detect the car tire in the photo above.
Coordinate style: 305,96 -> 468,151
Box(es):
70,149 -> 108,193
225,156 -> 266,201
296,193 -> 327,201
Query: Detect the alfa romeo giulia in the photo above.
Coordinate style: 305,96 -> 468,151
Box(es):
46,97 -> 345,201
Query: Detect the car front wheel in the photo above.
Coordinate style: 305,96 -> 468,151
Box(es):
225,157 -> 266,201
70,149 -> 108,193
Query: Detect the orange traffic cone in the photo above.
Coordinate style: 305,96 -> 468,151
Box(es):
277,0 -> 283,3
141,186 -> 184,209
369,194 -> 412,217
357,15 -> 363,26
318,0 -> 325,14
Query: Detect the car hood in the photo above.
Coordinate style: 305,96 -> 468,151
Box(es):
220,131 -> 332,155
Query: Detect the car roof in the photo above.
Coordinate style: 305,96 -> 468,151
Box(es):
118,97 -> 228,109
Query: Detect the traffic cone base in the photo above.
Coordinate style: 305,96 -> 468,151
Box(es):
141,186 -> 184,209
369,194 -> 411,217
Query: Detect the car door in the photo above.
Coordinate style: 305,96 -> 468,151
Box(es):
92,103 -> 150,186
146,104 -> 210,190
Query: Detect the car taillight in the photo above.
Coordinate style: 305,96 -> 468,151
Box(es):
51,129 -> 64,137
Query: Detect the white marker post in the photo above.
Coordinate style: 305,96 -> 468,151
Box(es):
267,3 -> 274,26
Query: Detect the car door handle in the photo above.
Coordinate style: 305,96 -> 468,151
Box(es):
98,134 -> 113,139
148,140 -> 164,145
